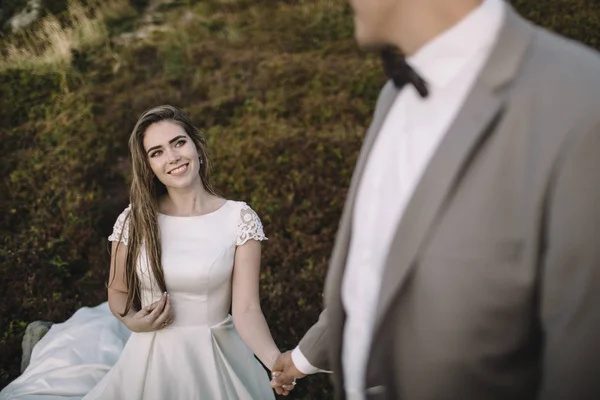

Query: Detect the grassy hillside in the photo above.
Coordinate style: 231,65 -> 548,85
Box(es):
1,0 -> 599,397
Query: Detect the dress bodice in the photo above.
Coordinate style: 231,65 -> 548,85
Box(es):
108,200 -> 267,327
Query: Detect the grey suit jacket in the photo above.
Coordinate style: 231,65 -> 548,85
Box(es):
298,5 -> 600,400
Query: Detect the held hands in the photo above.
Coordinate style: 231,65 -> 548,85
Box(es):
126,292 -> 174,333
270,351 -> 306,396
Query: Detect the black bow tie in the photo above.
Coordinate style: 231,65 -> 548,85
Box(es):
380,46 -> 429,98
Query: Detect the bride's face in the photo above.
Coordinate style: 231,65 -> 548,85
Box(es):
143,121 -> 201,190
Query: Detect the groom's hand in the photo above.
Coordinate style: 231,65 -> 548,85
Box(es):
271,351 -> 305,396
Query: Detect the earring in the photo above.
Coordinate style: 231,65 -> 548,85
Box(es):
199,157 -> 203,164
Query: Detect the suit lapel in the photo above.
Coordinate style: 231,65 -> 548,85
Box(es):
372,6 -> 536,335
324,81 -> 399,377
373,85 -> 504,332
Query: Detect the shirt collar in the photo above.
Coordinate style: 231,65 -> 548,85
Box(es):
407,0 -> 506,88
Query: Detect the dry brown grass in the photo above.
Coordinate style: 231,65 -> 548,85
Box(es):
0,0 -> 133,73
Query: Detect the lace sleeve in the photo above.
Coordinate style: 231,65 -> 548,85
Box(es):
108,205 -> 131,245
236,203 -> 268,246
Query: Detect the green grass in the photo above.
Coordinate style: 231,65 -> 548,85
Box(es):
1,0 -> 599,397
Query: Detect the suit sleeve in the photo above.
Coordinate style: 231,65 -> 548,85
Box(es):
296,307 -> 332,372
539,118 -> 600,399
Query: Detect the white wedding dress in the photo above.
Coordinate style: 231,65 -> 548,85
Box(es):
1,200 -> 275,400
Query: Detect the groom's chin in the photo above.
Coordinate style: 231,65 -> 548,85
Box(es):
353,24 -> 389,52
355,36 -> 393,54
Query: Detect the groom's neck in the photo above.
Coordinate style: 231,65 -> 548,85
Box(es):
386,0 -> 484,56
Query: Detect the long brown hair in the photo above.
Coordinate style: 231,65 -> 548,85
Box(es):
114,105 -> 218,316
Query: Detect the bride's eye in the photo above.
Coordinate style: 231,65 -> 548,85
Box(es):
175,139 -> 186,147
150,150 -> 162,157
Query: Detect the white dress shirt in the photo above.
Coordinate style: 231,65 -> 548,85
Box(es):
291,0 -> 506,397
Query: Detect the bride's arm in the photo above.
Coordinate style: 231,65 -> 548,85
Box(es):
107,241 -> 135,320
107,241 -> 172,332
231,239 -> 281,371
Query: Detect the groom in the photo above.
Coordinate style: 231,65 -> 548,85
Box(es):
272,0 -> 600,398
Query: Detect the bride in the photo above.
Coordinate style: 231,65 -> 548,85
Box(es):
1,105 -> 296,399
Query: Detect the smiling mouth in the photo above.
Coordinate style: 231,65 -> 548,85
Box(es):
168,163 -> 189,175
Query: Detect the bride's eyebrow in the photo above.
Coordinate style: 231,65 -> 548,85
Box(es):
146,135 -> 187,154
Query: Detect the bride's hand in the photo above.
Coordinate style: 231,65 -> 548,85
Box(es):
127,292 -> 174,332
